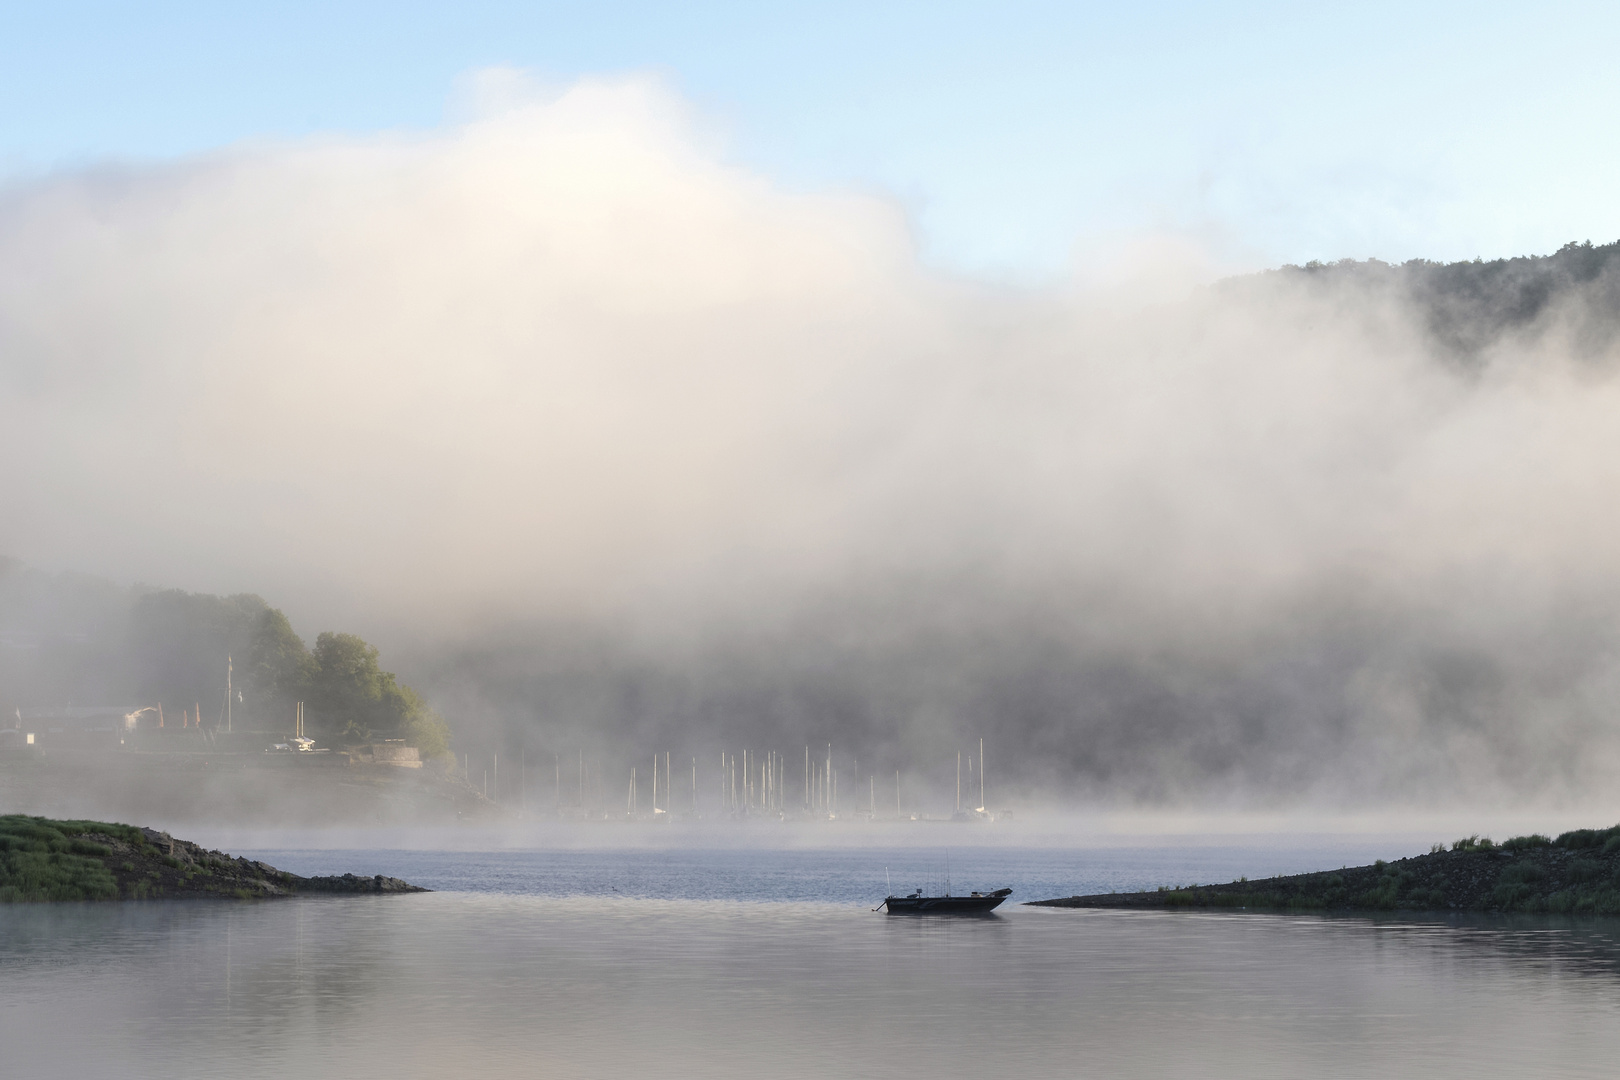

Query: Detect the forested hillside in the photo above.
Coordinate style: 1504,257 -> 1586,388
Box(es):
1264,239 -> 1620,362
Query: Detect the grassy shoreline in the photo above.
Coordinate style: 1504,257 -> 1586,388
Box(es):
0,814 -> 425,901
1030,826 -> 1620,914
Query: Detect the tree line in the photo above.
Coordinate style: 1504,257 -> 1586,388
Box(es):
0,559 -> 449,758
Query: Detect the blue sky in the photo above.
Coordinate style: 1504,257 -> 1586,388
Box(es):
3,1 -> 1618,279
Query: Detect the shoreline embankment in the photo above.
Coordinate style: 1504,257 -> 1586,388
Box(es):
0,814 -> 426,901
1030,827 -> 1620,914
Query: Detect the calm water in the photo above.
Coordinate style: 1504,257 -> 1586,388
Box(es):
5,845 -> 1620,1079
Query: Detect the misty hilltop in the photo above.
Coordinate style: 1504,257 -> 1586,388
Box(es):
1259,239 -> 1620,363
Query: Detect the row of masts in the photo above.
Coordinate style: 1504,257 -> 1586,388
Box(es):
199,654 -> 989,818
719,748 -> 791,814
957,737 -> 986,814
471,740 -> 992,820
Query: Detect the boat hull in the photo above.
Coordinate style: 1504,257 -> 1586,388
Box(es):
881,891 -> 1008,915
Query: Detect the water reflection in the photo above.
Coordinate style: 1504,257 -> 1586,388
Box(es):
5,864 -> 1620,1079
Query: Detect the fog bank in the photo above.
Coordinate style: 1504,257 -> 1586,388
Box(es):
5,75 -> 1620,808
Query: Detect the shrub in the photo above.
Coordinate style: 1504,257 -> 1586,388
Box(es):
1500,862 -> 1548,885
1568,859 -> 1606,883
1555,825 -> 1620,850
1357,882 -> 1400,909
1501,834 -> 1552,851
1492,882 -> 1534,909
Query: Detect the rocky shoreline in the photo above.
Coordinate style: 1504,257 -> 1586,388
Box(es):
0,814 -> 426,901
1029,826 -> 1620,914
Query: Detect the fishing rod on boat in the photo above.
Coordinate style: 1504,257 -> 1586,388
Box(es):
872,866 -> 890,911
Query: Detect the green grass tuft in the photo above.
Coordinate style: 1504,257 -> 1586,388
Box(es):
0,815 -> 121,902
1500,834 -> 1553,851
1555,825 -> 1620,850
1451,835 -> 1496,852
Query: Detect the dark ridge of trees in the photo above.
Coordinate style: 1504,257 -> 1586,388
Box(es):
0,560 -> 449,758
1263,239 -> 1620,363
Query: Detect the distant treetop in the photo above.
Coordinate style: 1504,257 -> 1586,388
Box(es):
1259,239 -> 1620,363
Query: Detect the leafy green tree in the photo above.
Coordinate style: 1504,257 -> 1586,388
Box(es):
244,608 -> 318,707
305,632 -> 449,757
392,683 -> 452,761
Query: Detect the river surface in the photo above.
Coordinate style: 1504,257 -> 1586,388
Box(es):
5,843 -> 1620,1079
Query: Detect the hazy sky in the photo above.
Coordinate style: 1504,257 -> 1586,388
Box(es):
3,1 -> 1619,279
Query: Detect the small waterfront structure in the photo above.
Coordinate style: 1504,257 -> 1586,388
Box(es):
346,741 -> 422,767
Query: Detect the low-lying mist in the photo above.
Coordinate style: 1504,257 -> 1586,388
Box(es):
5,74 -> 1620,814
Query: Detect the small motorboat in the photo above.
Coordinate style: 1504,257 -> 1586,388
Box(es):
879,887 -> 1011,915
